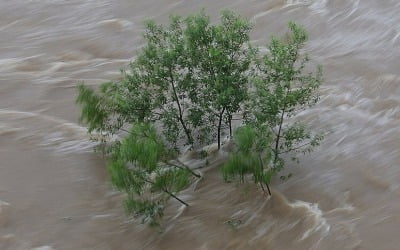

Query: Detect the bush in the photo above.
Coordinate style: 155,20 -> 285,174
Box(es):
223,22 -> 323,195
76,10 -> 253,225
77,11 -> 323,225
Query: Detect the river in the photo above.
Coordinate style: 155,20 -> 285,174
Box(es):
1,0 -> 400,249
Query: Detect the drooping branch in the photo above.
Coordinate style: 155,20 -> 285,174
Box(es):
278,141 -> 313,155
164,160 -> 201,178
139,173 -> 189,206
162,188 -> 189,207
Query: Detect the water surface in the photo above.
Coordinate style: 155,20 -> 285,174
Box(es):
1,0 -> 400,249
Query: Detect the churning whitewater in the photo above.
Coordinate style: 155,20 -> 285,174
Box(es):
1,0 -> 400,249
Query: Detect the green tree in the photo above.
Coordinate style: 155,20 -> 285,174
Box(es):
108,122 -> 198,226
224,22 -> 323,196
185,10 -> 254,149
222,125 -> 273,195
76,10 -> 253,225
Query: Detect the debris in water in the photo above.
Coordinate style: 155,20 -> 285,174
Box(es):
31,246 -> 56,250
62,216 -> 72,222
224,219 -> 242,228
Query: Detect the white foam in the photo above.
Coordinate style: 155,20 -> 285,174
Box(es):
0,109 -> 97,153
0,200 -> 11,226
291,200 -> 330,241
98,19 -> 133,30
31,246 -> 56,250
91,214 -> 112,219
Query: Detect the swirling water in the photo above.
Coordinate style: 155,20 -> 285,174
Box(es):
1,0 -> 400,249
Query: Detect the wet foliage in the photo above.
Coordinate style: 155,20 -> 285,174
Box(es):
224,22 -> 323,195
77,11 -> 323,226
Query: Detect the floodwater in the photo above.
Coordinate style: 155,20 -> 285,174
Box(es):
1,0 -> 400,249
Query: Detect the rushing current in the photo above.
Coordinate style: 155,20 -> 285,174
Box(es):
1,0 -> 400,249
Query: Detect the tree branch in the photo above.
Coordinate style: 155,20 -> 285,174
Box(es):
138,173 -> 189,206
168,67 -> 194,145
164,160 -> 201,178
278,141 -> 313,155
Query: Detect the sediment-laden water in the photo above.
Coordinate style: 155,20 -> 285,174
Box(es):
1,0 -> 400,249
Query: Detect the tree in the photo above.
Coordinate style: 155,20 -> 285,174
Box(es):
77,10 -> 324,225
222,125 -> 273,195
76,10 -> 253,225
107,122 -> 198,226
224,22 -> 323,196
184,10 -> 254,149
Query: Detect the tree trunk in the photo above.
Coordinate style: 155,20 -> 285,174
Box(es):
265,182 -> 272,196
169,68 -> 193,145
259,155 -> 272,196
217,107 -> 226,149
179,116 -> 193,145
228,112 -> 232,138
274,107 -> 286,165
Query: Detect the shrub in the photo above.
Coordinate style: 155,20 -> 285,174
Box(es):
223,22 -> 323,195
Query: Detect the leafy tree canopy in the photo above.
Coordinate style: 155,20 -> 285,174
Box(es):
77,11 -> 323,226
224,22 -> 323,195
77,10 -> 254,226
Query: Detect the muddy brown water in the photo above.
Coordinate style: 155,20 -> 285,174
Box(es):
1,0 -> 400,249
